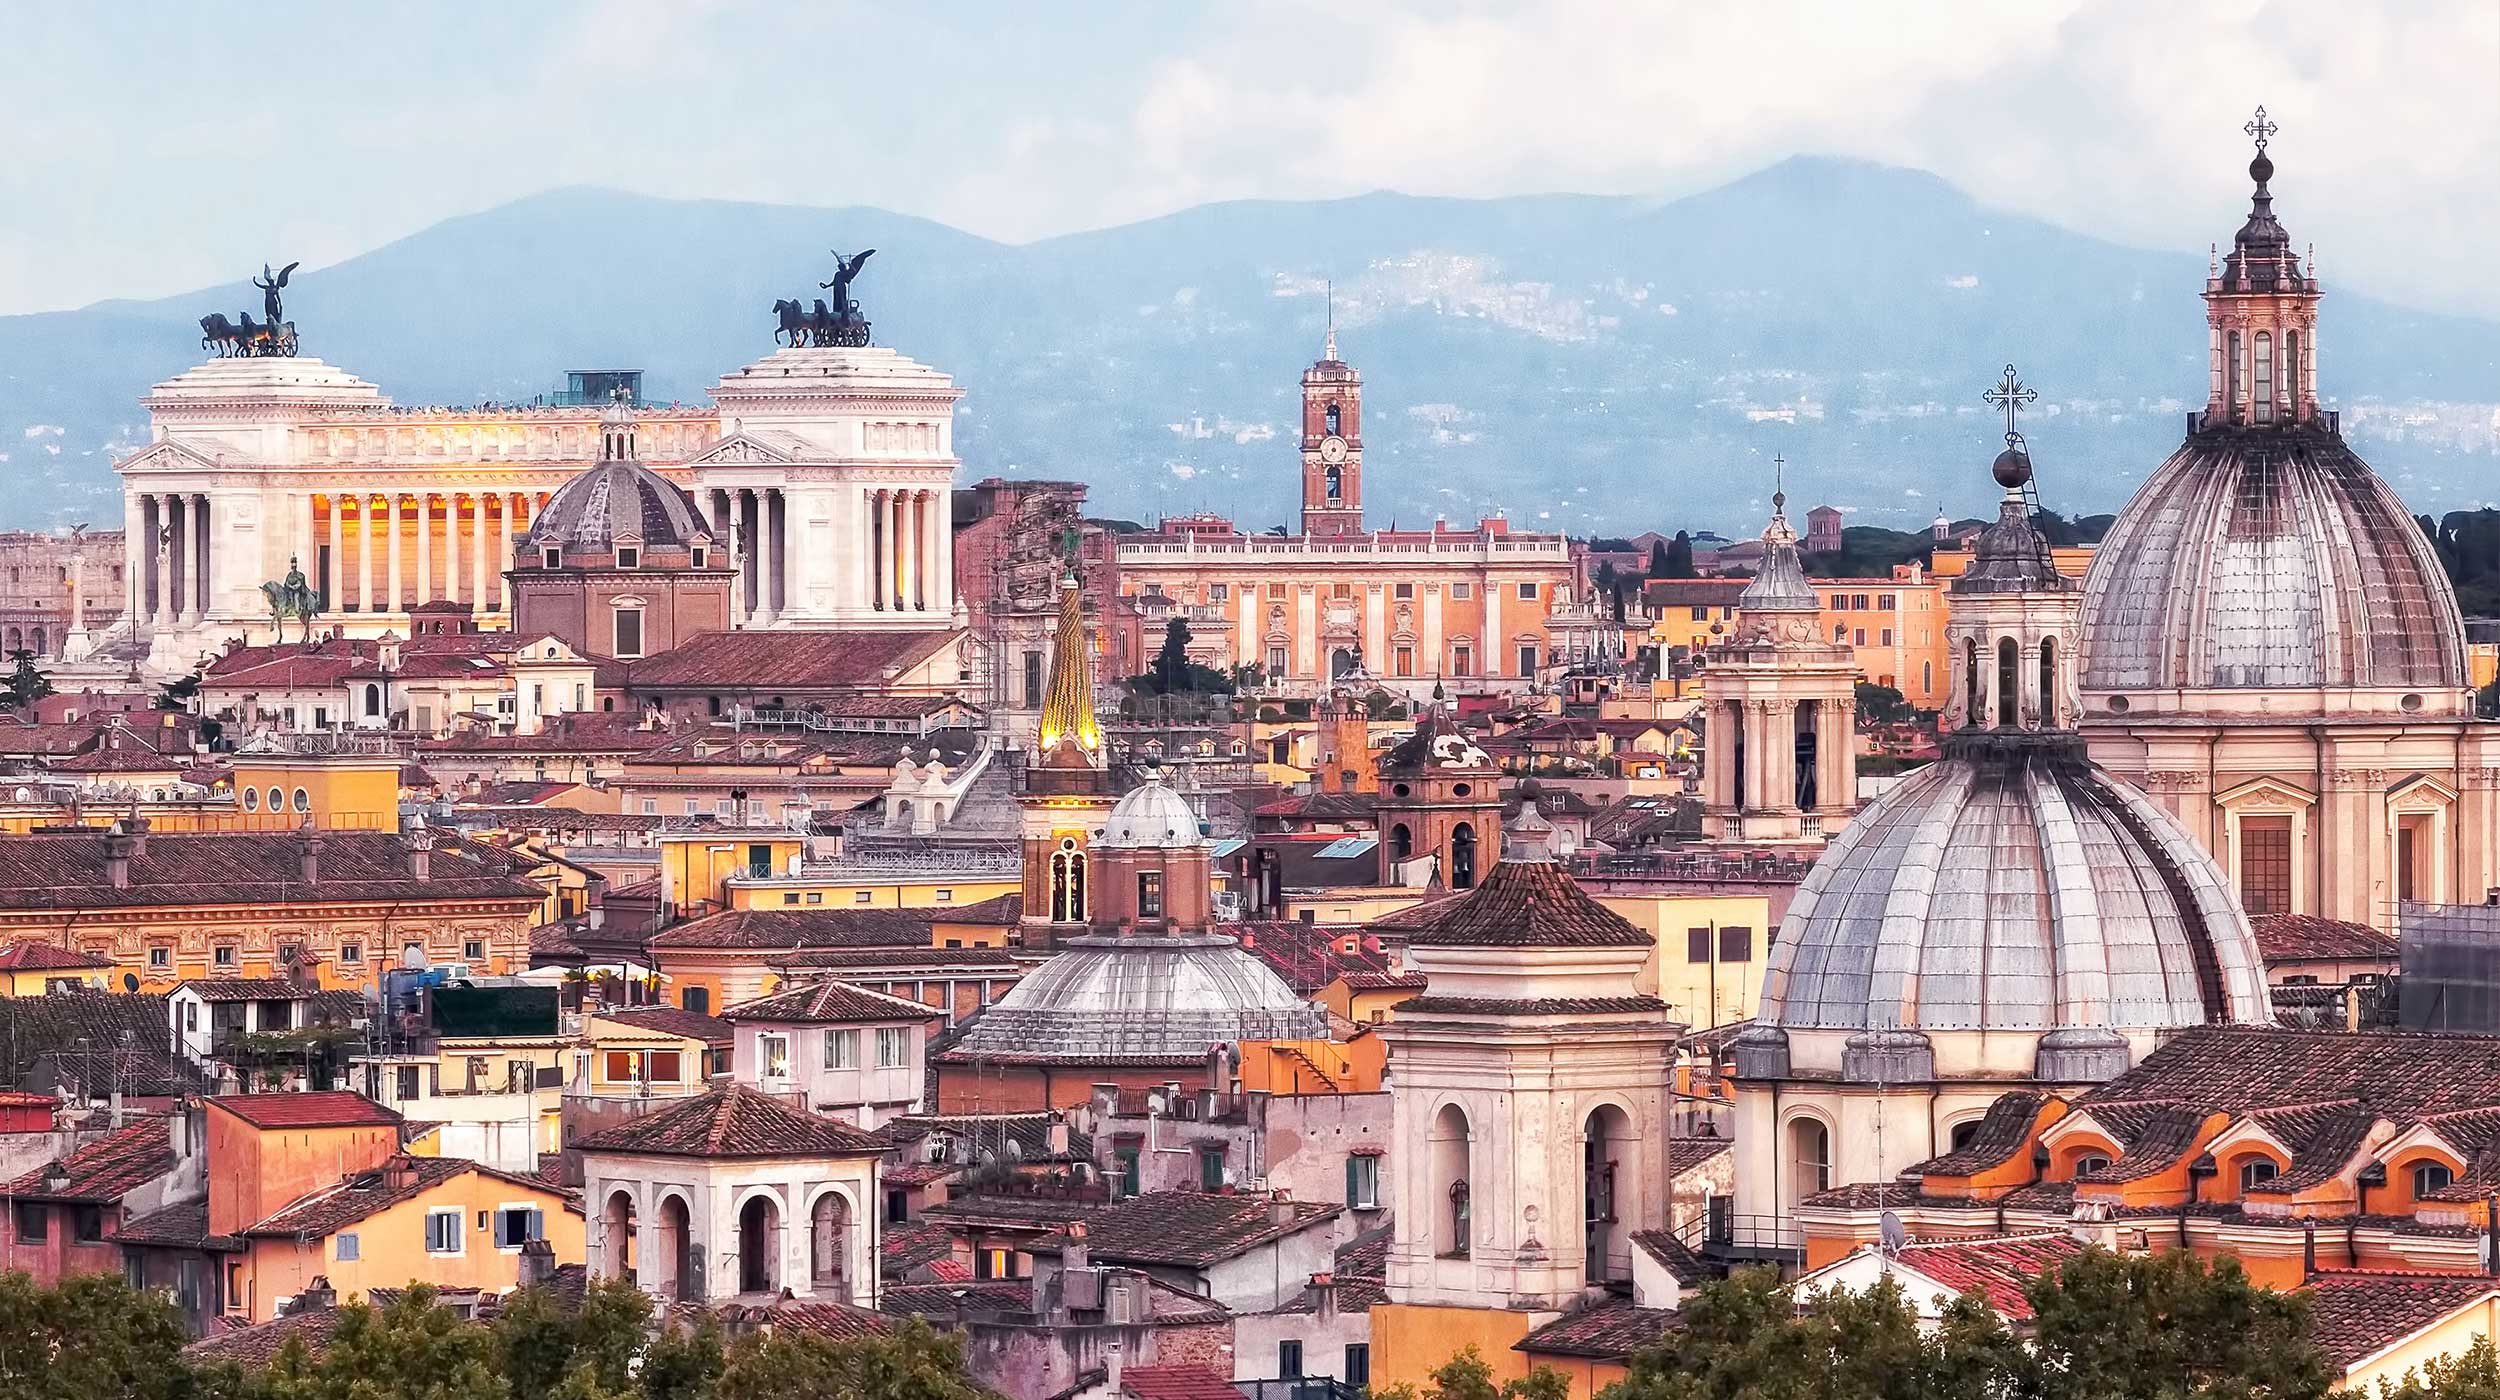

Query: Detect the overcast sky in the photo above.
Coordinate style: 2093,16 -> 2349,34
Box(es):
3,0 -> 2493,319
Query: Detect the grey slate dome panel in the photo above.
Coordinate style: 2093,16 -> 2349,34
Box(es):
945,934 -> 1329,1062
526,460 -> 713,554
2079,428 -> 2464,691
1759,734 -> 2270,1034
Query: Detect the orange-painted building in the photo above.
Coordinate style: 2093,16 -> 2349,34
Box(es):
1795,1027 -> 2500,1285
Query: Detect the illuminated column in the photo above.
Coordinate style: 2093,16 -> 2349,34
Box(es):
443,495 -> 462,605
897,491 -> 918,612
756,489 -> 781,626
863,488 -> 882,612
297,493 -> 317,594
491,493 -> 513,615
885,489 -> 902,610
920,490 -> 941,611
194,493 -> 213,617
326,495 -> 344,607
414,494 -> 433,605
122,495 -> 142,625
386,495 -> 405,613
470,490 -> 489,612
163,494 -> 188,625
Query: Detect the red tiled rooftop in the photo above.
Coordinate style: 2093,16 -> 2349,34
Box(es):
725,978 -> 942,1025
2250,914 -> 2398,964
0,1118 -> 175,1202
207,1091 -> 400,1130
573,1084 -> 885,1158
1887,1233 -> 2086,1320
0,941 -> 113,971
1370,858 -> 1651,949
1119,1364 -> 1247,1400
2304,1270 -> 2500,1369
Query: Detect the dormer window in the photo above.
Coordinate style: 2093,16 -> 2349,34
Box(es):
542,547 -> 562,570
691,546 -> 708,568
616,546 -> 639,569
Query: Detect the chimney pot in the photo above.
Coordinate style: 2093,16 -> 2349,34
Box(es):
104,829 -> 135,890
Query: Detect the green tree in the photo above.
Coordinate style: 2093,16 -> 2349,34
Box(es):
713,1319 -> 988,1400
1855,681 -> 1917,725
0,649 -> 53,711
2021,1249 -> 2329,1400
1603,1266 -> 2020,1400
1378,1345 -> 1571,1400
236,1286 -> 511,1400
497,1277 -> 651,1400
1647,539 -> 1673,578
0,1270 -> 196,1400
159,670 -> 203,711
1129,618 -> 1235,699
1663,531 -> 1697,579
2379,1335 -> 2500,1400
635,1320 -> 727,1400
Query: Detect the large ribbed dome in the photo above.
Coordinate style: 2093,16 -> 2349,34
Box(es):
944,933 -> 1327,1063
2079,422 -> 2465,694
1760,732 -> 2270,1036
524,459 -> 711,555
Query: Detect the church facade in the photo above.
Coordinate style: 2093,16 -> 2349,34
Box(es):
1112,333 -> 1586,700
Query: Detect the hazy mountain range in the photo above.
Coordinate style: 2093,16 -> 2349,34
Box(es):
3,156 -> 2495,536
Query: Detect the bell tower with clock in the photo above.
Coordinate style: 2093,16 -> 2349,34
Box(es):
1300,326 -> 1364,536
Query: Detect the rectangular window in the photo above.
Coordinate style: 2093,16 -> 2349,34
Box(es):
425,1208 -> 463,1255
1394,646 -> 1414,678
1199,1147 -> 1226,1191
333,1231 -> 361,1261
1344,1345 -> 1371,1388
1137,869 -> 1164,918
1686,927 -> 1713,963
463,940 -> 486,962
396,1065 -> 422,1100
1209,584 -> 1230,602
1517,644 -> 1537,675
886,1189 -> 909,1224
2239,816 -> 2294,916
642,798 -> 659,815
1516,582 -> 1537,601
214,946 -> 237,969
1878,594 -> 1897,610
616,546 -> 640,569
684,986 -> 710,1015
647,1050 -> 681,1083
149,946 -> 170,969
806,892 -> 824,904
1690,606 -> 1709,621
1853,629 -> 1866,647
1394,583 -> 1414,600
825,1029 -> 859,1070
762,1034 -> 790,1080
1117,1147 -> 1143,1199
1719,926 -> 1753,962
875,1027 -> 908,1069
1452,646 -> 1473,677
613,608 -> 644,658
1880,628 -> 1894,646
493,1207 -> 545,1249
1451,583 -> 1471,600
1022,652 -> 1044,709
1279,1341 -> 1304,1379
783,892 -> 800,905
853,890 -> 873,904
1267,645 -> 1289,677
1346,1153 -> 1380,1210
1266,583 -> 1286,600
338,942 -> 362,964
604,1050 -> 639,1082
1853,594 -> 1869,609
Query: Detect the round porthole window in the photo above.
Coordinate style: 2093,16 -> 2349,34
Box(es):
1453,782 -> 1473,797
267,787 -> 285,811
242,788 -> 259,812
2401,693 -> 2424,713
1391,783 -> 1411,798
2106,696 -> 2130,715
293,787 -> 312,812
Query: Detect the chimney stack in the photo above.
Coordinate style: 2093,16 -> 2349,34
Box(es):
125,817 -> 149,856
291,1276 -> 338,1315
382,1153 -> 419,1190
103,826 -> 135,890
1270,1187 -> 1295,1226
1104,1342 -> 1122,1395
406,829 -> 432,881
520,1237 -> 557,1287
1047,1114 -> 1070,1157
1063,1219 -> 1089,1274
1310,1269 -> 1338,1322
298,824 -> 326,884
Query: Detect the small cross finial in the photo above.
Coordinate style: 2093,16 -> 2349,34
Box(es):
1324,279 -> 1337,362
1771,452 -> 1787,512
1983,363 -> 2038,446
2245,105 -> 2277,151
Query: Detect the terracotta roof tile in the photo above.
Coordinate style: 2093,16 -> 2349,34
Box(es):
592,1004 -> 736,1043
184,1308 -> 347,1366
1033,1191 -> 1338,1269
1334,968 -> 1427,991
880,1219 -> 959,1279
649,907 -> 950,951
244,1155 -> 476,1237
2243,1102 -> 2376,1195
620,629 -> 957,692
1666,1138 -> 1732,1176
879,1281 -> 1034,1317
1632,1229 -> 1713,1285
208,1091 -> 400,1131
1911,1092 -> 2052,1177
2085,1028 -> 2500,1122
1120,1364 -> 1248,1400
0,942 -> 113,971
0,830 -> 543,910
2304,1270 -> 2500,1368
174,978 -> 320,1002
1373,859 -> 1652,949
573,1084 -> 885,1158
726,979 -> 944,1025
1886,1233 -> 2087,1319
705,1296 -> 894,1341
0,1118 -> 175,1203
115,1198 -> 241,1253
2251,915 -> 2398,963
1516,1299 -> 1681,1359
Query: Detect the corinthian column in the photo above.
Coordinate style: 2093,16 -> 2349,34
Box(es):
443,495 -> 463,605
470,492 -> 489,612
415,494 -> 433,606
387,495 -> 405,613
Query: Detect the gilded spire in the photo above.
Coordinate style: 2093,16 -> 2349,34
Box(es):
1037,571 -> 1103,764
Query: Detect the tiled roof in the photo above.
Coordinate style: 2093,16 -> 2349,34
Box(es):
572,1084 -> 885,1158
2251,915 -> 2398,963
1887,1233 -> 2085,1319
936,892 -> 1023,925
1632,1229 -> 1713,1286
1517,1299 -> 1681,1359
649,907 -> 949,951
592,1004 -> 736,1044
879,1281 -> 1034,1317
1911,1092 -> 2052,1177
184,1308 -> 347,1366
208,1091 -> 400,1131
0,941 -> 112,971
1119,1364 -> 1246,1400
1234,920 -> 1391,994
2243,1101 -> 2375,1195
775,946 -> 1023,974
1334,968 -> 1427,991
725,979 -> 944,1025
174,978 -> 319,1003
1373,858 -> 1653,949
1393,995 -> 1670,1017
2080,1104 -> 2211,1185
2304,1270 -> 2500,1368
246,1155 -> 561,1239
705,1296 -> 894,1341
1666,1137 -> 1732,1176
885,1113 -> 1091,1164
880,1218 -> 959,1279
2082,1028 -> 2500,1122
921,1191 -> 1105,1231
0,830 -> 544,910
619,629 -> 959,691
0,1118 -> 175,1203
1033,1191 -> 1339,1269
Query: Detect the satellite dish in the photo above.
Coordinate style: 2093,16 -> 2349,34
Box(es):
1880,1210 -> 1908,1254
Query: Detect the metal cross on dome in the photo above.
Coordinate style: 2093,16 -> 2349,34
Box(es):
2245,105 -> 2277,150
1984,363 -> 2037,445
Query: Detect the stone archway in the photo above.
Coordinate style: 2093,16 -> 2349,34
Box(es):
1584,1104 -> 1636,1283
601,1189 -> 637,1281
810,1190 -> 851,1298
737,1193 -> 782,1295
652,1193 -> 694,1303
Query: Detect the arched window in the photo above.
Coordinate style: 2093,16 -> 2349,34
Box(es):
2253,332 -> 2274,424
2284,331 -> 2301,417
1324,465 -> 1343,501
242,787 -> 259,813
1788,1118 -> 1832,1204
1388,823 -> 1413,863
2038,637 -> 2057,727
2239,1158 -> 2280,1193
810,1192 -> 850,1295
1050,838 -> 1088,922
1432,1104 -> 1471,1257
1450,822 -> 1478,890
1585,1105 -> 1634,1283
2227,330 -> 2244,415
1963,637 -> 1981,721
2413,1162 -> 2455,1198
1325,403 -> 1341,436
737,1195 -> 780,1295
1949,1119 -> 1983,1152
2074,1154 -> 2112,1178
364,683 -> 382,717
1996,638 -> 2019,727
292,787 -> 311,813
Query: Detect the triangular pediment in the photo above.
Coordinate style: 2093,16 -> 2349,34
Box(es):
2214,775 -> 2317,809
117,440 -> 224,475
683,432 -> 798,467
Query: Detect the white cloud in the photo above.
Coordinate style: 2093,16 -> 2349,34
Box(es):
1943,274 -> 1980,289
21,425 -> 62,439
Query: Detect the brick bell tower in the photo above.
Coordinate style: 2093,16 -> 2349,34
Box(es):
1300,323 -> 1364,537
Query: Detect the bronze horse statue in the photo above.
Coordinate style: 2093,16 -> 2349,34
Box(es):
772,298 -> 810,348
199,311 -> 296,358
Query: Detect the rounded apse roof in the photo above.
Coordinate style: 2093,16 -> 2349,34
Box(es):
2079,431 -> 2465,692
1101,778 -> 1204,850
944,934 -> 1329,1063
525,459 -> 712,555
1758,733 -> 2271,1036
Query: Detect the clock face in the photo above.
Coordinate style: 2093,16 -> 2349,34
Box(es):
1318,435 -> 1349,464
